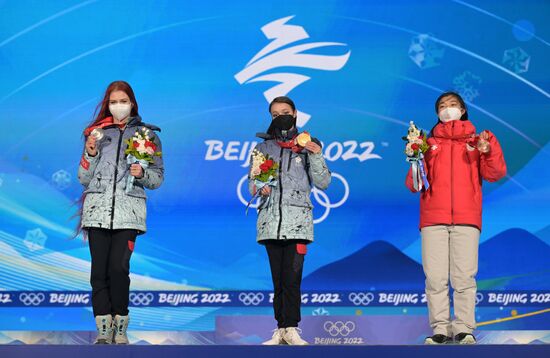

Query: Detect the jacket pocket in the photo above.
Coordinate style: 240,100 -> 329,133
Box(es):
283,189 -> 313,208
83,176 -> 108,194
125,185 -> 147,199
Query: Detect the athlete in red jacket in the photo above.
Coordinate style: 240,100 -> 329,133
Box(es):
406,92 -> 506,345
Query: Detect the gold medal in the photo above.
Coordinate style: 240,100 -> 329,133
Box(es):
296,132 -> 311,147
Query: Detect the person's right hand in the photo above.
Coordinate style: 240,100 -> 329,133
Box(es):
261,186 -> 271,196
85,135 -> 97,157
477,131 -> 491,153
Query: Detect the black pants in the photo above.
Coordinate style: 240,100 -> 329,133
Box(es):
88,228 -> 137,316
265,240 -> 306,328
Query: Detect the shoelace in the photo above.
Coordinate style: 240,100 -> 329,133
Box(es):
116,320 -> 126,336
271,328 -> 283,337
286,327 -> 303,339
100,320 -> 110,335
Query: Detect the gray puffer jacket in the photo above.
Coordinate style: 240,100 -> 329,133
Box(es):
77,116 -> 164,233
249,138 -> 331,243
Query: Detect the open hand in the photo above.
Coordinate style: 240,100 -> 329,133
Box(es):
304,141 -> 322,154
477,131 -> 491,153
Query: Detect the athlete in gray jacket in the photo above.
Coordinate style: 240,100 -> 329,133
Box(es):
78,81 -> 163,344
250,96 -> 330,345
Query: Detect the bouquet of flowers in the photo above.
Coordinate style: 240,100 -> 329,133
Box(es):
403,121 -> 430,191
247,148 -> 279,213
124,127 -> 162,193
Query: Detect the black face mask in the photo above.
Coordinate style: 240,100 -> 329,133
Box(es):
272,114 -> 296,130
269,114 -> 297,141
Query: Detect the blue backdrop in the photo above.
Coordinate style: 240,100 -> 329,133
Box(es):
0,0 -> 549,333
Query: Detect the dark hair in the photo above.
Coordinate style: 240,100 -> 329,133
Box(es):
268,96 -> 296,113
85,81 -> 139,132
266,96 -> 296,136
429,91 -> 468,137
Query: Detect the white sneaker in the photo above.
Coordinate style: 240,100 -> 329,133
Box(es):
283,327 -> 308,345
262,328 -> 286,345
455,333 -> 476,345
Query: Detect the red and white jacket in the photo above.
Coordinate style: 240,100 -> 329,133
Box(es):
406,120 -> 507,230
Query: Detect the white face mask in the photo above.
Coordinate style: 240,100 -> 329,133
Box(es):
109,103 -> 132,121
438,107 -> 463,123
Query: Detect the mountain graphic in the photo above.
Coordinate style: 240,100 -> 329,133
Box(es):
536,224 -> 550,247
133,339 -> 151,345
482,141 -> 550,241
302,228 -> 550,290
302,240 -> 424,290
403,141 -> 550,264
477,228 -> 550,290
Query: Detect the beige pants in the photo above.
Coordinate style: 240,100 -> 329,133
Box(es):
421,225 -> 480,336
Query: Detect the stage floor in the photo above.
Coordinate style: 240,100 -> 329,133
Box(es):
1,344 -> 549,358
1,329 -> 550,345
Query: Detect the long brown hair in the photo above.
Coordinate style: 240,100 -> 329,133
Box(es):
85,80 -> 139,132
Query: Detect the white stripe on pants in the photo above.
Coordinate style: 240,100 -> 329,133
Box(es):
421,225 -> 479,336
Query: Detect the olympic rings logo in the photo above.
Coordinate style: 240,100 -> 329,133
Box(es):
475,292 -> 484,305
323,320 -> 356,337
238,292 -> 264,306
19,292 -> 45,306
237,172 -> 349,224
129,292 -> 154,306
348,292 -> 374,306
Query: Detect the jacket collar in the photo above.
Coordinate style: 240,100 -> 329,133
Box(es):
432,119 -> 476,140
84,115 -> 143,136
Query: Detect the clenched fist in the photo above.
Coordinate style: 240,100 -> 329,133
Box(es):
130,164 -> 144,178
85,136 -> 97,157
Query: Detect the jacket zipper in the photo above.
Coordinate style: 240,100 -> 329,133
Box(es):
287,149 -> 292,171
276,146 -> 285,239
450,121 -> 455,225
110,128 -> 124,229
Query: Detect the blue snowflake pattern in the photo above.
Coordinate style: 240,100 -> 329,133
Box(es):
502,47 -> 530,74
408,34 -> 445,69
453,71 -> 482,102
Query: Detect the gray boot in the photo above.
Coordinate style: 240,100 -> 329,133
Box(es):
94,315 -> 113,344
113,314 -> 130,344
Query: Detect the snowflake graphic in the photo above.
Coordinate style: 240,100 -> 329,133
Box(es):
312,307 -> 330,316
51,169 -> 71,190
408,34 -> 445,69
502,47 -> 530,74
23,228 -> 47,252
453,71 -> 482,102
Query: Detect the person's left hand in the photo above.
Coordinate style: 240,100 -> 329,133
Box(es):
304,141 -> 322,154
130,164 -> 144,178
477,131 -> 491,153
